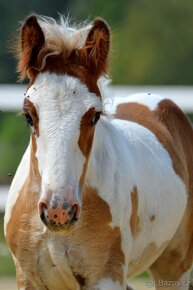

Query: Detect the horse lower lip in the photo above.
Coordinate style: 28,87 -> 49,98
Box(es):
40,212 -> 78,230
47,220 -> 76,232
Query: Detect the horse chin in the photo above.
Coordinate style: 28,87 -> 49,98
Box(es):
39,207 -> 79,232
44,220 -> 78,233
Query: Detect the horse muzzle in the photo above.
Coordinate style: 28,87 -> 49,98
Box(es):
38,193 -> 81,231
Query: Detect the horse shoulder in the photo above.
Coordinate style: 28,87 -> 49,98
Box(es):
114,95 -> 193,278
149,100 -> 193,284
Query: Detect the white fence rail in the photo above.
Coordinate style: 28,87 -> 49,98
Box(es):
1,84 -> 193,112
1,85 -> 193,211
0,186 -> 9,212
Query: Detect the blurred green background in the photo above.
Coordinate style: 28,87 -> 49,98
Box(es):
2,0 -> 193,85
0,0 -> 193,183
1,0 -> 193,282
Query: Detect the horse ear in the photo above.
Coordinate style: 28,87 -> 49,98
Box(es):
18,15 -> 45,80
80,18 -> 110,76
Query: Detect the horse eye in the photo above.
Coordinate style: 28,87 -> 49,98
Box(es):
90,112 -> 101,126
24,112 -> 34,127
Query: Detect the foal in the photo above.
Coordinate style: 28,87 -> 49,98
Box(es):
4,14 -> 193,290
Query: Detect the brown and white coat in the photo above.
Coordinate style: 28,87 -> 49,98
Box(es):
4,15 -> 193,290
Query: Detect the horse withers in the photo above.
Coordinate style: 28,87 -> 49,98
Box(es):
4,14 -> 193,290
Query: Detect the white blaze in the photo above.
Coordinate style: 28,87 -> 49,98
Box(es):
26,72 -> 101,200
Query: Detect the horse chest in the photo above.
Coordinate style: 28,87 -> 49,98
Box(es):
38,207 -> 125,289
37,234 -> 101,290
36,238 -> 79,290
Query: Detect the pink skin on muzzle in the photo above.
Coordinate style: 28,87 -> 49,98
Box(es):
38,190 -> 81,228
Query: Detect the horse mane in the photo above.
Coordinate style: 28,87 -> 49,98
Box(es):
98,76 -> 114,115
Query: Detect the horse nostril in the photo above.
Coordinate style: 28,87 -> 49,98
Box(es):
40,209 -> 48,225
69,203 -> 80,222
38,198 -> 81,229
69,205 -> 75,220
39,200 -> 48,212
38,200 -> 49,225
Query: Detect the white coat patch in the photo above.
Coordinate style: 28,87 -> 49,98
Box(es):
94,279 -> 122,290
26,72 -> 102,202
106,93 -> 164,115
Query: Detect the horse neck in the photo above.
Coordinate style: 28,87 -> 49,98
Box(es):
86,116 -> 123,192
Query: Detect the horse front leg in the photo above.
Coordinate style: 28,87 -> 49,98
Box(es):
88,280 -> 136,290
126,283 -> 136,290
89,278 -> 125,290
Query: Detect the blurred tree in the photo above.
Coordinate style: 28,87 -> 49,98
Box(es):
111,0 -> 193,84
1,0 -> 193,184
71,0 -> 128,26
0,0 -> 71,83
1,0 -> 193,84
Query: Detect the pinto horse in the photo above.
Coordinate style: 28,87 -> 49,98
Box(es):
4,14 -> 193,290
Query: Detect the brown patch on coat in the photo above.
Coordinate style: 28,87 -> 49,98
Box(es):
6,138 -> 42,287
23,98 -> 39,136
115,101 -> 188,183
6,142 -> 124,287
150,230 -> 193,281
78,108 -> 99,190
128,241 -> 169,278
115,99 -> 193,281
67,186 -> 125,286
17,15 -> 110,96
130,186 -> 140,237
150,215 -> 156,221
6,139 -> 41,253
78,108 -> 96,157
